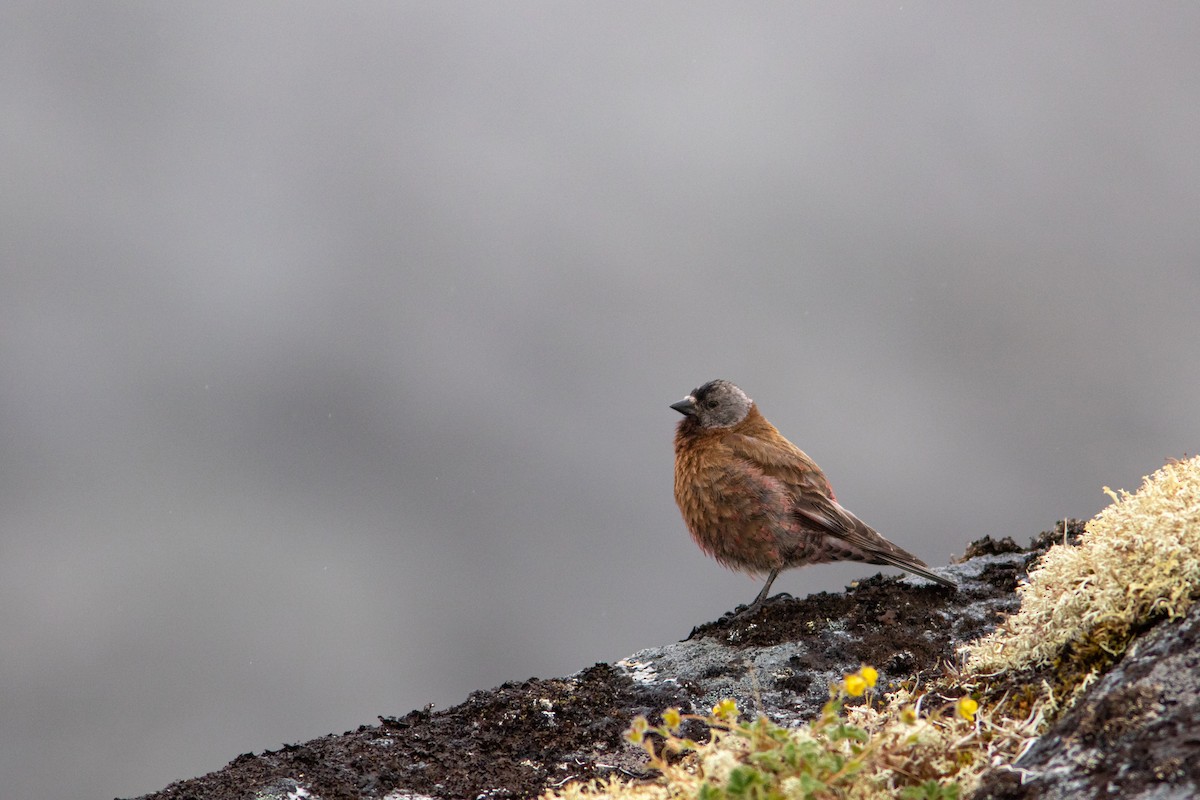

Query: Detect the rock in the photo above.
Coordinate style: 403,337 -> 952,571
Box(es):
973,598 -> 1200,800
131,521 -> 1200,800
617,548 -> 1020,728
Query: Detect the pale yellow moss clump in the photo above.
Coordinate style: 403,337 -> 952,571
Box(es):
967,455 -> 1200,678
550,776 -> 677,800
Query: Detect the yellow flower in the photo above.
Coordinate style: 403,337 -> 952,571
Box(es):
662,707 -> 682,731
626,715 -> 649,743
843,667 -> 877,697
957,697 -> 979,721
712,699 -> 739,720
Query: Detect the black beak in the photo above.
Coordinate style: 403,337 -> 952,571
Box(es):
670,396 -> 697,416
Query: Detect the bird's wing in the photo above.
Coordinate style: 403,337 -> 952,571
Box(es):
799,499 -> 894,554
722,433 -> 834,498
722,432 -> 955,587
725,432 -> 909,552
797,495 -> 956,587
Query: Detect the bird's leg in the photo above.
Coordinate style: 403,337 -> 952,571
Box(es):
748,568 -> 780,610
726,569 -> 782,621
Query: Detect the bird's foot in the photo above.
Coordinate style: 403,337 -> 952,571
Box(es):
682,593 -> 796,640
727,592 -> 792,621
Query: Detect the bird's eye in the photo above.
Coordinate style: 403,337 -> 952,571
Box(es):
705,399 -> 719,409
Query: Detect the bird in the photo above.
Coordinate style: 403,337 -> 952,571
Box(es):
671,379 -> 956,611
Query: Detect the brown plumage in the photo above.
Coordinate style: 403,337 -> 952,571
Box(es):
671,379 -> 955,610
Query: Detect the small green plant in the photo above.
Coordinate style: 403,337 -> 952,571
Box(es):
897,779 -> 960,800
617,667 -> 967,800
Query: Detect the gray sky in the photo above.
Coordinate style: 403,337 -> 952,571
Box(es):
3,3 -> 1199,799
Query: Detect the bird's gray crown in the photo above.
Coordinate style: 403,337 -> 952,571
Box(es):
688,379 -> 753,428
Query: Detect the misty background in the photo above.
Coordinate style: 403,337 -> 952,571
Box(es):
3,3 -> 1199,799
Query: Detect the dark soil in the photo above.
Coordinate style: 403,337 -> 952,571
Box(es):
686,574 -> 964,676
135,664 -> 686,800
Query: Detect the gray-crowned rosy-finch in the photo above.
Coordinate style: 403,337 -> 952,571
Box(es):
672,379 -> 955,610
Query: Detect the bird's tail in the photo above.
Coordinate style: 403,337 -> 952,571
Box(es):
873,551 -> 957,589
